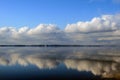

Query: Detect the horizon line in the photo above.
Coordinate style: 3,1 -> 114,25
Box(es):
0,44 -> 120,47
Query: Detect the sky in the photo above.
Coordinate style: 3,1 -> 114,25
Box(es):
0,0 -> 120,44
0,0 -> 120,29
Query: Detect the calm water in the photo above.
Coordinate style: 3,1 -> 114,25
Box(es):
0,47 -> 120,80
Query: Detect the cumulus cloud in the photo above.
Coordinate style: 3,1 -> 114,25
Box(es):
0,24 -> 71,45
27,24 -> 60,34
65,14 -> 120,33
0,14 -> 120,45
64,14 -> 120,44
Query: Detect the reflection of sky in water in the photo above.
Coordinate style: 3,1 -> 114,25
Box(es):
0,47 -> 120,79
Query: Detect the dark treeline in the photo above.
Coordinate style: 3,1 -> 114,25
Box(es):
0,45 -> 119,47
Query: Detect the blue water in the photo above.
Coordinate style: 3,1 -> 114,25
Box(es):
0,47 -> 119,80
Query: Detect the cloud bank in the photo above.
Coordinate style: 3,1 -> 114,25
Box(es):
65,14 -> 120,33
0,14 -> 120,44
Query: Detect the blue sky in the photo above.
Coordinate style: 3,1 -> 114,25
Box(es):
0,0 -> 120,29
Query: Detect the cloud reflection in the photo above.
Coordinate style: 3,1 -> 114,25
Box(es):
0,47 -> 120,78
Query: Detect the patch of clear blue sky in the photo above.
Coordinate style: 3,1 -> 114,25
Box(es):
0,0 -> 120,29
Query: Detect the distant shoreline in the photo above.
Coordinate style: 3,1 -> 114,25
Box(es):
0,45 -> 119,47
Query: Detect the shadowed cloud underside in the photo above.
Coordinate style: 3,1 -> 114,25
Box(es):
0,14 -> 120,45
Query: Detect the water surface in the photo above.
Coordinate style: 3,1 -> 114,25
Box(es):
0,47 -> 120,80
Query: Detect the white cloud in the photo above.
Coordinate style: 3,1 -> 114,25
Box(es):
65,14 -> 120,33
27,24 -> 60,35
18,27 -> 29,33
0,24 -> 71,45
0,14 -> 120,45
